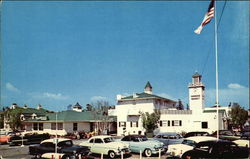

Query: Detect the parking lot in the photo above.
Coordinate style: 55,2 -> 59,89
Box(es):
0,139 -> 170,159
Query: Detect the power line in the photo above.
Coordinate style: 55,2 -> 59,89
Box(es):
201,0 -> 227,75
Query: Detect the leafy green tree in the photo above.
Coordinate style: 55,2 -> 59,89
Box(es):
230,103 -> 248,129
4,107 -> 22,131
140,110 -> 161,133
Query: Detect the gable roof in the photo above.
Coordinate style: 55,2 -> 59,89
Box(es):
120,92 -> 176,103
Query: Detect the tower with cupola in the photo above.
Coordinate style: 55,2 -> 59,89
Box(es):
144,81 -> 153,94
188,72 -> 205,111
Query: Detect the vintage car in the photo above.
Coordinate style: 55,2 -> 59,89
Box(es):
80,135 -> 130,158
9,133 -> 50,146
183,131 -> 210,138
29,138 -> 90,159
211,130 -> 241,141
0,131 -> 12,144
120,135 -> 165,157
233,131 -> 250,148
153,132 -> 183,149
182,140 -> 249,159
167,136 -> 217,158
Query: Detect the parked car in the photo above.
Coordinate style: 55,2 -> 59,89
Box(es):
120,135 -> 164,157
9,133 -> 50,146
167,136 -> 217,158
29,138 -> 90,159
0,131 -> 11,144
211,130 -> 241,141
182,140 -> 249,159
80,135 -> 130,158
233,131 -> 250,148
153,132 -> 183,149
183,131 -> 210,138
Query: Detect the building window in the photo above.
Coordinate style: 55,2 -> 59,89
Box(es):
202,122 -> 208,129
73,123 -> 78,131
33,123 -> 38,130
51,123 -> 56,130
51,123 -> 63,130
39,123 -> 43,130
160,120 -> 170,127
119,122 -> 126,127
172,120 -> 182,126
130,121 -> 138,127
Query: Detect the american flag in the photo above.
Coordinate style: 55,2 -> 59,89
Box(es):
194,0 -> 215,34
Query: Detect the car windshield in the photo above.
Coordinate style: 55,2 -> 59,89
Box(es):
139,136 -> 148,141
58,140 -> 73,147
103,137 -> 114,143
182,139 -> 196,146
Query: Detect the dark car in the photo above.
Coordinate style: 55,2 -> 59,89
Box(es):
9,133 -> 50,146
181,140 -> 249,159
211,130 -> 241,141
184,131 -> 210,138
29,138 -> 90,159
153,132 -> 183,149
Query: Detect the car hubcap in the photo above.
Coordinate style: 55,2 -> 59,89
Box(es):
110,152 -> 115,158
145,149 -> 152,157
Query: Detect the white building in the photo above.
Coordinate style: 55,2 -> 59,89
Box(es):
109,73 -> 230,135
109,81 -> 177,135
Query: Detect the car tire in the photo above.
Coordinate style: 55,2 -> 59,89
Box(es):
108,150 -> 116,159
62,155 -> 70,159
181,153 -> 193,159
144,149 -> 152,157
35,154 -> 41,159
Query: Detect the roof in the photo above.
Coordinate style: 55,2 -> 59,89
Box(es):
192,72 -> 201,78
203,109 -> 225,113
26,110 -> 115,122
185,136 -> 217,142
7,106 -> 49,115
120,92 -> 176,103
89,135 -> 112,139
41,138 -> 71,144
145,81 -> 152,89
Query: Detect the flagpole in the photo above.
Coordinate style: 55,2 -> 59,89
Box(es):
214,0 -> 219,140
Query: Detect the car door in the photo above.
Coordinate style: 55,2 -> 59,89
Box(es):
39,142 -> 55,154
91,138 -> 106,154
130,137 -> 143,153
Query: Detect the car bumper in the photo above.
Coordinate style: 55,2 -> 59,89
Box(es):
152,147 -> 165,154
116,148 -> 131,155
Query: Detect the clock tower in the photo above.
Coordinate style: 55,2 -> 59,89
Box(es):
188,72 -> 205,111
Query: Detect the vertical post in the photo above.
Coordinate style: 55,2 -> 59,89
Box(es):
21,134 -> 24,147
214,0 -> 219,140
121,151 -> 124,159
55,112 -> 58,153
101,153 -> 103,159
140,150 -> 142,159
158,149 -> 161,158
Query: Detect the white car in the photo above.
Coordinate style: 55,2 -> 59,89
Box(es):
167,136 -> 217,158
233,139 -> 249,148
80,135 -> 131,158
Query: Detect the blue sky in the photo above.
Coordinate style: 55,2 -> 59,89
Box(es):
1,1 -> 249,111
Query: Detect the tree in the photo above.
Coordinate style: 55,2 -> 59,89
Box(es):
140,110 -> 161,133
91,100 -> 112,135
230,103 -> 248,129
4,107 -> 22,131
177,99 -> 184,110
